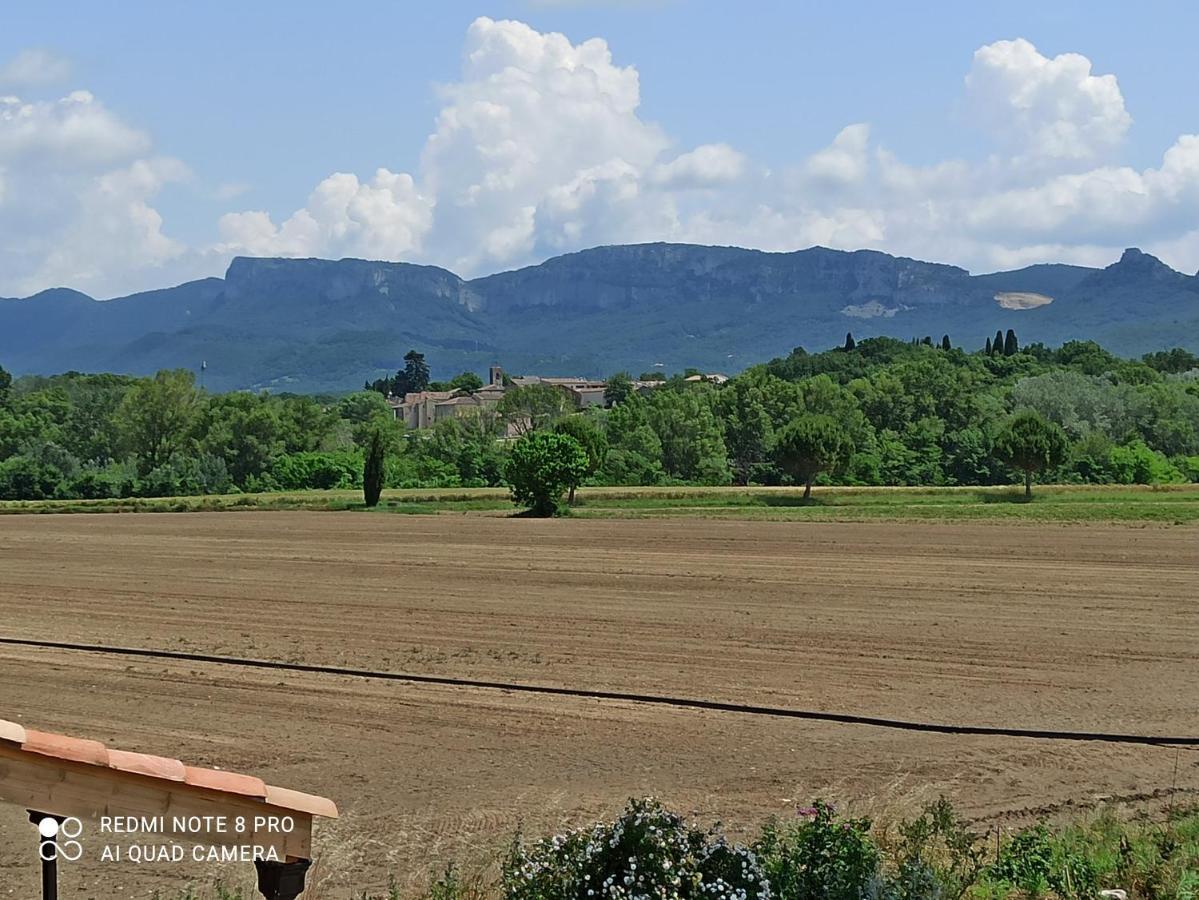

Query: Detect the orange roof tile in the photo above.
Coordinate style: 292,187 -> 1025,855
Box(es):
265,785 -> 339,818
0,718 -> 26,745
108,749 -> 186,782
22,730 -> 109,766
183,766 -> 268,799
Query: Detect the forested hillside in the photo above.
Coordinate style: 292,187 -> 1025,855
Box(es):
2,333 -> 1197,502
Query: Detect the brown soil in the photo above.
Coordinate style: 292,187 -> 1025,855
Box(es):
0,512 -> 1196,898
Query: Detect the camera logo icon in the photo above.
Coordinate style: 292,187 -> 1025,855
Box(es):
37,817 -> 84,862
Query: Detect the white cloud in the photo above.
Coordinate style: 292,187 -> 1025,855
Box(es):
801,124 -> 871,187
419,16 -> 670,271
7,30 -> 1199,297
216,168 -> 432,261
0,75 -> 192,297
223,26 -> 1195,281
651,144 -> 747,189
0,90 -> 150,169
965,38 -> 1131,163
23,158 -> 190,295
0,49 -> 71,88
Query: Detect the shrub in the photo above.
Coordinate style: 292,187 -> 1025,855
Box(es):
986,823 -> 1097,899
271,450 -> 361,490
1104,441 -> 1185,484
137,453 -> 232,497
502,797 -> 770,900
59,467 -> 122,500
885,798 -> 986,900
1177,455 -> 1199,482
755,801 -> 881,900
0,455 -> 63,500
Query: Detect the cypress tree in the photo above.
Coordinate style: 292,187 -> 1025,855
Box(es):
363,427 -> 386,508
985,337 -> 993,355
941,334 -> 951,351
993,330 -> 1004,356
844,332 -> 856,351
1003,329 -> 1018,356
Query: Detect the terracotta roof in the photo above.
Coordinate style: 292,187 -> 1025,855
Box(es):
0,717 -> 336,818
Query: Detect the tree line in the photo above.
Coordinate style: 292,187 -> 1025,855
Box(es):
1,333 -> 1197,505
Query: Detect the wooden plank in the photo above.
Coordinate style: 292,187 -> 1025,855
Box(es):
0,744 -> 313,858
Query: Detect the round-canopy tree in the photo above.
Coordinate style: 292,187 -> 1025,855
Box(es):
505,431 -> 590,516
772,414 -> 853,500
552,415 -> 607,504
993,410 -> 1068,499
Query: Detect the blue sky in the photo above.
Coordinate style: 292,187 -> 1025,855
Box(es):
2,0 -> 1197,296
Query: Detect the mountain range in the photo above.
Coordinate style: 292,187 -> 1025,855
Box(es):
2,243 -> 1198,393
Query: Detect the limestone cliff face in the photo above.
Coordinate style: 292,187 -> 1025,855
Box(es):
469,243 -> 975,314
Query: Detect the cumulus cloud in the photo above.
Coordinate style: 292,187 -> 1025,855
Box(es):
0,90 -> 150,169
651,144 -> 747,189
222,25 -> 1196,281
965,38 -> 1131,163
8,29 -> 1199,297
419,16 -> 670,270
801,124 -> 872,187
216,168 -> 432,261
22,158 -> 190,294
0,77 -> 191,297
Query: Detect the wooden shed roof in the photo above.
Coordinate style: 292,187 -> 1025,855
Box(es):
0,717 -> 337,819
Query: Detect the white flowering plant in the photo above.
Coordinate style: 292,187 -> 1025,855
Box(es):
501,798 -> 771,900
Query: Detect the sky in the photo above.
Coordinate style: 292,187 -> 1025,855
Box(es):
1,0 -> 1197,298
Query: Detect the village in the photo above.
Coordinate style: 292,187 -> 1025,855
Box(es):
387,365 -> 728,432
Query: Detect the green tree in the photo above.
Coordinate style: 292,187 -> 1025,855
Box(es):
276,395 -> 337,453
448,371 -> 483,392
337,391 -> 394,444
0,363 -> 11,407
362,426 -> 386,507
1003,329 -> 1018,356
993,411 -> 1068,498
843,332 -> 856,351
993,330 -> 1004,357
498,383 -> 571,435
773,414 -> 854,499
1055,340 -> 1118,375
645,386 -> 730,483
941,334 -> 951,351
116,370 -> 201,474
553,414 -> 607,503
603,371 -> 634,407
600,393 -> 665,485
716,378 -> 774,484
402,349 -> 430,394
194,392 -> 284,488
359,414 -> 402,508
505,431 -> 589,516
984,337 -> 993,355
1142,348 -> 1199,374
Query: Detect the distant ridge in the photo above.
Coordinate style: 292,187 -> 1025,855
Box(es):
2,243 -> 1197,392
